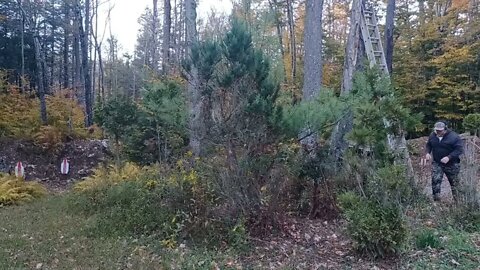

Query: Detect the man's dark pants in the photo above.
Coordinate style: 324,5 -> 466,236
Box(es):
432,161 -> 460,201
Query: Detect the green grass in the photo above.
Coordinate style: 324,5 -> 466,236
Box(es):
409,228 -> 480,269
0,196 -> 242,270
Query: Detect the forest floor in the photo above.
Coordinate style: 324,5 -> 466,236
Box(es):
1,137 -> 479,269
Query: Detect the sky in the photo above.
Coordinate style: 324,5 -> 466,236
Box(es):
97,0 -> 233,55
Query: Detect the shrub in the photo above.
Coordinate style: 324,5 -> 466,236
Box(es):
415,229 -> 442,249
0,174 -> 47,205
73,162 -> 158,192
338,192 -> 408,258
0,89 -> 98,142
463,113 -> 480,135
366,164 -> 414,206
33,125 -> 64,153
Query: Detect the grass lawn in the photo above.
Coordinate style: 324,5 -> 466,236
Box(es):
0,196 -> 240,270
1,195 -> 479,269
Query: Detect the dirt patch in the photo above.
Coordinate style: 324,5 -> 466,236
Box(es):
0,138 -> 111,192
242,217 -> 400,269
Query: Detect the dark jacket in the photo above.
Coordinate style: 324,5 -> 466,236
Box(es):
426,130 -> 463,165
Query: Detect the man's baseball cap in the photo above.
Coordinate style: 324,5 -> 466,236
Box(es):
434,121 -> 446,131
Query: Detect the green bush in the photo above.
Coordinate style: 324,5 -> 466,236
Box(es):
366,164 -> 414,206
463,113 -> 480,135
338,192 -> 407,258
415,229 -> 442,249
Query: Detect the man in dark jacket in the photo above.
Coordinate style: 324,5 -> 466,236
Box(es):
425,121 -> 464,201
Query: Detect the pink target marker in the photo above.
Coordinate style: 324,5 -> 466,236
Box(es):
15,161 -> 25,178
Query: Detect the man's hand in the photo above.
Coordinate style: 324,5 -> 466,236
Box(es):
425,153 -> 432,161
440,156 -> 450,164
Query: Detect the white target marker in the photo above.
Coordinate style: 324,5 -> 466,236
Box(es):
60,158 -> 70,175
15,161 -> 25,178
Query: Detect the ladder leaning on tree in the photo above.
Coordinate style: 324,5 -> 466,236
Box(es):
359,4 -> 416,182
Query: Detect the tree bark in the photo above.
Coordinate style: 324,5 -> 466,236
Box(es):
152,0 -> 159,70
384,0 -> 395,75
63,1 -> 70,89
287,0 -> 297,81
20,0 -> 25,93
78,0 -> 93,126
268,0 -> 286,82
185,0 -> 202,156
329,0 -> 364,161
302,0 -> 324,101
19,1 -> 48,124
162,0 -> 171,75
73,1 -> 83,104
418,0 -> 425,26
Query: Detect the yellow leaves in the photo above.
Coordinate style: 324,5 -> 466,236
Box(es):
74,162 -> 151,192
0,91 -> 41,138
33,126 -> 64,152
0,88 -> 98,140
431,46 -> 473,70
161,238 -> 177,249
0,174 -> 47,206
451,0 -> 469,11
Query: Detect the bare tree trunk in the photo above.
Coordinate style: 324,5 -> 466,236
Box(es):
173,0 -> 179,71
269,0 -> 286,82
152,0 -> 159,70
98,44 -> 105,102
19,1 -> 48,124
77,0 -> 93,126
20,1 -> 25,93
384,0 -> 395,75
162,0 -> 171,75
287,0 -> 297,81
63,1 -> 70,89
302,0 -> 324,101
418,0 -> 425,26
92,0 -> 98,101
329,0 -> 364,161
185,0 -> 202,156
34,37 -> 48,125
73,2 -> 83,104
179,0 -> 185,62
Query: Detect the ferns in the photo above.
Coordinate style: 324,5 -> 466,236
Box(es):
74,163 -> 158,192
0,174 -> 47,206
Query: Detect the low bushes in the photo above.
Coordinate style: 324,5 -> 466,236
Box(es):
0,173 -> 47,205
338,191 -> 407,258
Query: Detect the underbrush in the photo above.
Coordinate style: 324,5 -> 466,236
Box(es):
68,159 -> 249,251
0,90 -> 102,152
0,173 -> 47,205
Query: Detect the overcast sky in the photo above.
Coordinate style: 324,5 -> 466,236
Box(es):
97,0 -> 233,55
